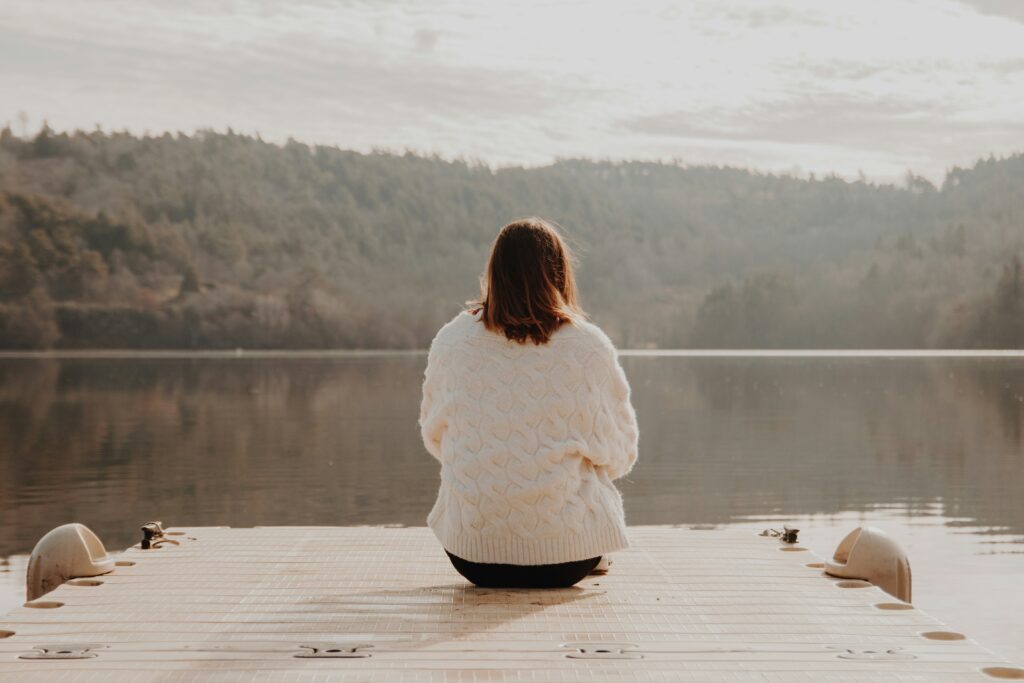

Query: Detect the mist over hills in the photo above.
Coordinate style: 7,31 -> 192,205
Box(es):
0,126 -> 1021,349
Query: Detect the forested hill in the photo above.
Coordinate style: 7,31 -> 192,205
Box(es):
0,126 -> 1022,349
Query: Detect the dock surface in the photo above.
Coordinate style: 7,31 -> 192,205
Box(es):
1,525 -> 1020,681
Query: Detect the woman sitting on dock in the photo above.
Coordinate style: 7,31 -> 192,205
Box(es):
419,217 -> 639,588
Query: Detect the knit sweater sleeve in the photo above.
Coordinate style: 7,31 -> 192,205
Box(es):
419,335 -> 451,462
580,334 -> 639,480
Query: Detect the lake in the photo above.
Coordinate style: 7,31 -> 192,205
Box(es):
1,352 -> 1022,663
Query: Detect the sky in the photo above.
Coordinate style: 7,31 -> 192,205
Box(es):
3,0 -> 1024,182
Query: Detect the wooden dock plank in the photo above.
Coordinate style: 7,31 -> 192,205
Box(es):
0,526 -> 1019,681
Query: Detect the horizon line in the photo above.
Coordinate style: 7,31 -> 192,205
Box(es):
1,349 -> 1022,359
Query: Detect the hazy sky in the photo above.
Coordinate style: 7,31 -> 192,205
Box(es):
3,0 -> 1023,181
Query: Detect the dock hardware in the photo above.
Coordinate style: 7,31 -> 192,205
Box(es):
561,642 -> 643,660
759,526 -> 800,543
26,523 -> 114,601
825,526 -> 912,603
830,646 -> 916,661
295,643 -> 374,658
140,521 -> 179,550
19,644 -> 106,660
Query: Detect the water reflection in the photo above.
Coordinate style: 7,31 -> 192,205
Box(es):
622,357 -> 1024,534
0,355 -> 437,556
1,355 -> 1022,554
0,354 -> 1022,659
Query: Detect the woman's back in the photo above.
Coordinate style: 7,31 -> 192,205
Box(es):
420,308 -> 638,565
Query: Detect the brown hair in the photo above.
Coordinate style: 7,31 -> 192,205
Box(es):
470,217 -> 585,345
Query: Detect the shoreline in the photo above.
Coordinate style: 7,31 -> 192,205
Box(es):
1,348 -> 1024,359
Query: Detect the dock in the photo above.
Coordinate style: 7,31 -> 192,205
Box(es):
1,525 -> 1021,681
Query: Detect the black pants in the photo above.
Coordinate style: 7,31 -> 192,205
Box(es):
446,551 -> 600,588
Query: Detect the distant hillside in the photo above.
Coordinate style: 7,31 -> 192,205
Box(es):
0,126 -> 1021,348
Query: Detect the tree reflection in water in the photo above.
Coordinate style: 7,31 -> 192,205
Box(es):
0,354 -> 1021,559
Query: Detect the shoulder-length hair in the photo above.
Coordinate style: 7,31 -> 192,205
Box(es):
469,217 -> 585,345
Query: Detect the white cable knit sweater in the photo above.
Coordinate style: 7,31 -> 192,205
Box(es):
419,310 -> 639,565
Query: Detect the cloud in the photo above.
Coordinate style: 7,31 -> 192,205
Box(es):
958,0 -> 1024,23
413,29 -> 442,53
800,62 -> 890,81
620,95 -> 960,145
986,58 -> 1024,74
2,0 -> 1023,181
697,3 -> 839,30
617,93 -> 1024,173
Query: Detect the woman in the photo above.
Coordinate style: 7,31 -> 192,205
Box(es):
419,217 -> 639,589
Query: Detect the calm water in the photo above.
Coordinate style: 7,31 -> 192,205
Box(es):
1,353 -> 1022,662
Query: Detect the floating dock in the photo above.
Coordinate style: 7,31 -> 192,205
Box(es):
1,525 -> 1021,681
